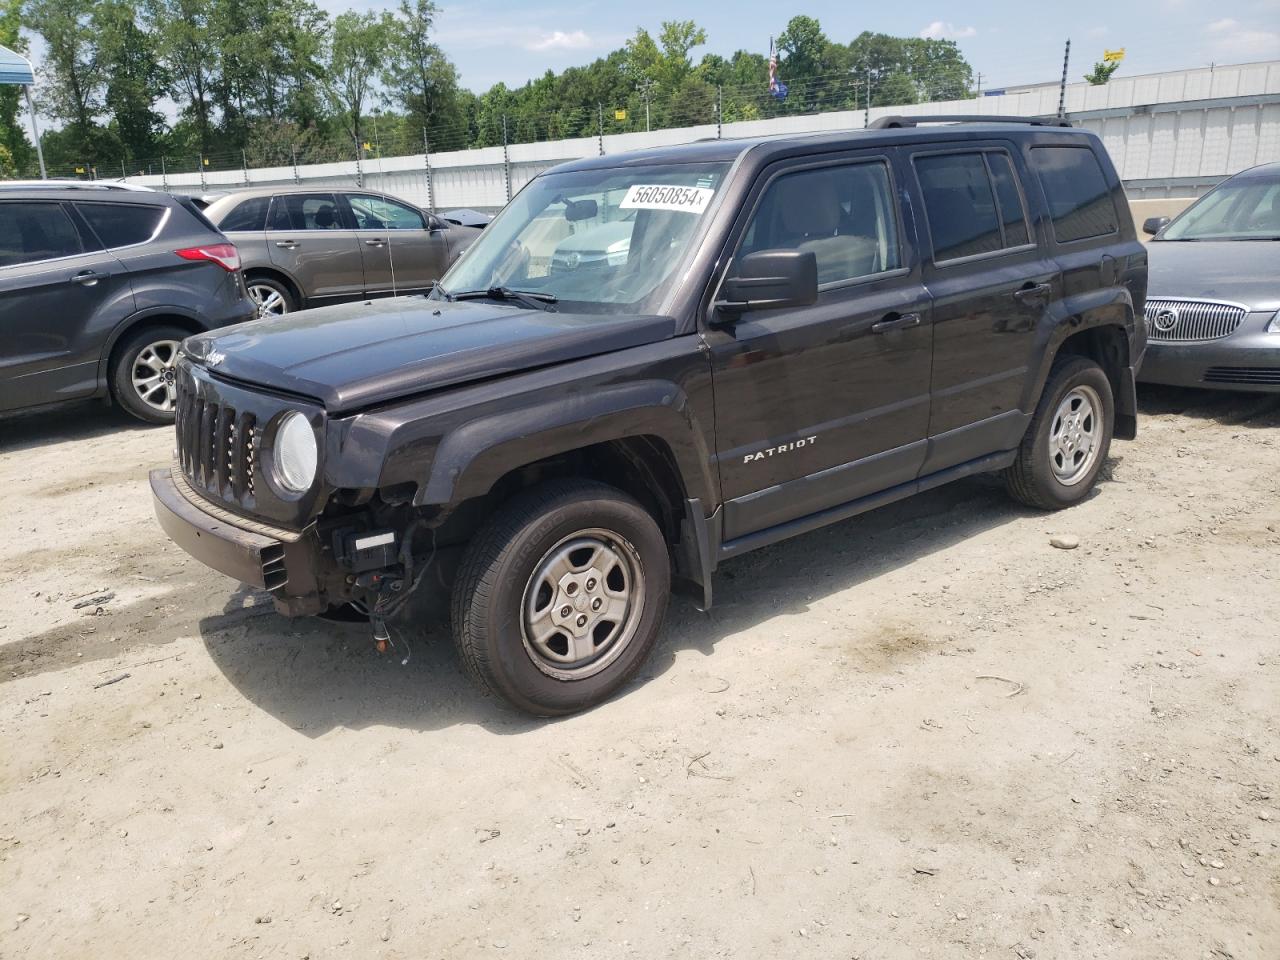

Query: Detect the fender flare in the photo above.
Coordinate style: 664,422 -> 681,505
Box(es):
415,379 -> 718,509
97,305 -> 211,385
1023,286 -> 1136,415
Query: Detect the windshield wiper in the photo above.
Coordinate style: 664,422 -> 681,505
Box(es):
452,287 -> 558,312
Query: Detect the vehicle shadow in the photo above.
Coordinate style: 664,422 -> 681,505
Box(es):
0,401 -> 157,453
1137,384 -> 1280,429
199,470 -> 1053,737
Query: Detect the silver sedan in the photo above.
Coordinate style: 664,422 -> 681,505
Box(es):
1138,161 -> 1280,393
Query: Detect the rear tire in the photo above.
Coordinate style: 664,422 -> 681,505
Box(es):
245,276 -> 295,317
450,479 -> 671,716
110,324 -> 188,425
1005,355 -> 1114,510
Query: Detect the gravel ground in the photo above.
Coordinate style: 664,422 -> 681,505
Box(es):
1,386 -> 1277,960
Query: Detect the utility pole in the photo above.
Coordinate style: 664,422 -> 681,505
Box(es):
198,155 -> 206,191
502,115 -> 511,203
1057,38 -> 1071,119
597,103 -> 604,156
23,86 -> 48,179
864,72 -> 871,128
160,155 -> 167,192
241,149 -> 248,186
354,134 -> 363,188
638,78 -> 653,132
423,129 -> 435,213
976,72 -> 982,98
291,145 -> 300,184
716,85 -> 723,138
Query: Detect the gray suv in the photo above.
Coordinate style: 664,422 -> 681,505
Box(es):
204,187 -> 482,317
0,182 -> 255,424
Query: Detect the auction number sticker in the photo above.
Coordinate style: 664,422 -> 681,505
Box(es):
619,184 -> 714,214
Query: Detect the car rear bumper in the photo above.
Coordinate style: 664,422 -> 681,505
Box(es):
1138,331 -> 1280,393
150,466 -> 325,614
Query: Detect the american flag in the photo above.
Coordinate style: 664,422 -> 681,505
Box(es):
768,38 -> 789,100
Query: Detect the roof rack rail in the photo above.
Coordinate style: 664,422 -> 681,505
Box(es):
0,179 -> 155,192
868,114 -> 1073,129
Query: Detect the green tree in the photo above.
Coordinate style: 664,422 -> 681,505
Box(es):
1084,60 -> 1120,85
0,0 -> 32,173
146,0 -> 220,154
324,10 -> 394,149
28,0 -> 106,163
384,0 -> 464,136
95,1 -> 167,164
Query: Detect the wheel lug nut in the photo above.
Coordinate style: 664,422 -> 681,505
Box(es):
576,615 -> 588,627
565,582 -> 578,596
586,578 -> 597,590
591,598 -> 602,611
560,606 -> 572,618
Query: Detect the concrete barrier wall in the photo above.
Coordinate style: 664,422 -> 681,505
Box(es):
132,61 -> 1280,213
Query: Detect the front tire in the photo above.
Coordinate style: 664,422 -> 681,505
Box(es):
110,325 -> 188,425
1005,355 -> 1114,510
451,480 -> 671,716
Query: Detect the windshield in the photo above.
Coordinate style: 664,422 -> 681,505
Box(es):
1161,173 -> 1280,240
435,161 -> 731,314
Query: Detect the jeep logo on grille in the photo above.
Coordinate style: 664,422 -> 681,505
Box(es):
1152,307 -> 1179,332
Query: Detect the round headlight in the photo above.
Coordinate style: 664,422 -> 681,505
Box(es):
272,411 -> 317,494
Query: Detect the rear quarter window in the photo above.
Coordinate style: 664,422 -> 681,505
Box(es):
217,196 -> 271,232
1031,145 -> 1119,243
76,202 -> 167,248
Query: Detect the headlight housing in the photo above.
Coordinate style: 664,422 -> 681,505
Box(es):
272,411 -> 318,494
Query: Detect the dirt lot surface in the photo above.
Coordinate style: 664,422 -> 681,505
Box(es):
1,388 -> 1277,960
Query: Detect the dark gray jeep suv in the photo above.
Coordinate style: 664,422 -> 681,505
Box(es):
0,182 -> 254,424
152,117 -> 1147,715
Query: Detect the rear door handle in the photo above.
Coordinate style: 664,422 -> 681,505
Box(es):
70,270 -> 104,286
871,311 -> 921,334
1013,282 -> 1053,304
364,238 -> 386,247
274,240 -> 300,249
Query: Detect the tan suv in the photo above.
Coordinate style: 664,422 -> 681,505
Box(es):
203,187 -> 482,317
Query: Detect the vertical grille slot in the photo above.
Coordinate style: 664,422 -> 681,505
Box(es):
214,405 -> 235,494
234,412 -> 257,501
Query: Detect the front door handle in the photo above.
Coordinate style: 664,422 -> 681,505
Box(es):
364,238 -> 386,247
871,311 -> 921,334
1013,282 -> 1053,305
274,240 -> 300,249
70,270 -> 104,286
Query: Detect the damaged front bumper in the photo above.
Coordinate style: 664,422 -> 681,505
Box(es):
150,466 -> 326,616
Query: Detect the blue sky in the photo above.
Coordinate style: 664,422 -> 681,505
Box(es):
326,0 -> 1280,92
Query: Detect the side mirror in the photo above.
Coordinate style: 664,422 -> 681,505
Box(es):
714,250 -> 818,316
1142,216 -> 1170,236
427,214 -> 447,231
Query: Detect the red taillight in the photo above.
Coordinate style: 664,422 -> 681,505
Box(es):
175,242 -> 241,272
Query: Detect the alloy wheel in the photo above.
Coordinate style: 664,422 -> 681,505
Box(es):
1049,385 -> 1102,485
131,339 -> 182,414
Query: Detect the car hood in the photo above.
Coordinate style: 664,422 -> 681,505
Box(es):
1147,240 -> 1280,311
183,296 -> 677,413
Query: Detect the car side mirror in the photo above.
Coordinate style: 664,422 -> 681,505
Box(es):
714,250 -> 818,317
1142,216 -> 1170,236
427,215 -> 447,232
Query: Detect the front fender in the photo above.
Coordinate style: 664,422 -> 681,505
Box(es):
417,379 -> 718,508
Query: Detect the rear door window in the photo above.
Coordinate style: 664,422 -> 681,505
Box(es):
0,201 -> 84,267
915,152 -> 1035,263
1030,146 -> 1119,243
75,202 -> 166,248
218,196 -> 271,232
269,193 -> 344,231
